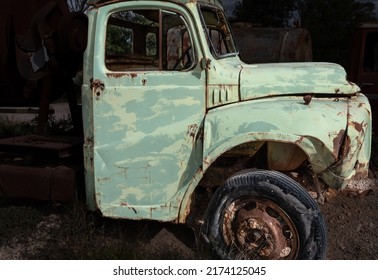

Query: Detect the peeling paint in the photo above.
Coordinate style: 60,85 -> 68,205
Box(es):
79,0 -> 372,224
351,121 -> 364,132
333,129 -> 347,160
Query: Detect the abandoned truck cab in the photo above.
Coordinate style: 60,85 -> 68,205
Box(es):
79,0 -> 372,259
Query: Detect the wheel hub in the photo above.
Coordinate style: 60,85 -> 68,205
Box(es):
236,209 -> 288,258
223,199 -> 299,259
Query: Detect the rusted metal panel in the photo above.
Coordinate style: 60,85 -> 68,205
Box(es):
0,134 -> 83,202
0,0 -> 87,108
267,142 -> 307,171
0,164 -> 78,202
0,135 -> 83,159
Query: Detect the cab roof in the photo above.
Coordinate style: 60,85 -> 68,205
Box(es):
88,0 -> 223,9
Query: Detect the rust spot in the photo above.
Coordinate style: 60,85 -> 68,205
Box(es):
106,73 -> 138,79
341,136 -> 351,159
267,142 -> 307,171
186,124 -> 198,142
351,121 -> 363,132
121,202 -> 137,214
303,94 -> 312,105
96,177 -> 111,183
333,129 -> 350,160
90,79 -> 105,90
107,73 -> 126,78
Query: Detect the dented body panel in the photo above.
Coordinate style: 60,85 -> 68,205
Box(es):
78,0 -> 372,223
82,0 -> 207,221
202,94 -> 370,188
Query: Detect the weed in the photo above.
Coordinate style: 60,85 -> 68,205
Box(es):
0,112 -> 73,139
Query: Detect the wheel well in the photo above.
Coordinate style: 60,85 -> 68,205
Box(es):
185,141 -> 322,227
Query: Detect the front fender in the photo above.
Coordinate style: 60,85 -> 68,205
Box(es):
203,96 -> 349,175
178,94 -> 371,222
321,93 -> 372,189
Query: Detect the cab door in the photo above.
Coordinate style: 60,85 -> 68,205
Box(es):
84,3 -> 206,221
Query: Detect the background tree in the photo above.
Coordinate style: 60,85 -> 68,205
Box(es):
68,0 -> 88,12
297,0 -> 375,65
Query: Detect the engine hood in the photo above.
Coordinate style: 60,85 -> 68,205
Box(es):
239,62 -> 360,101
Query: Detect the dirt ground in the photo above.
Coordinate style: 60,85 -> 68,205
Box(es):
320,181 -> 378,260
0,178 -> 377,260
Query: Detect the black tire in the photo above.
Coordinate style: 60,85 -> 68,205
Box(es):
202,169 -> 327,260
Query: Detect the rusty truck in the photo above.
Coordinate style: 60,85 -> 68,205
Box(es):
0,0 -> 373,260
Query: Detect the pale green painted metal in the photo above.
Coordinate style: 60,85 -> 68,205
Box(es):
240,62 -> 360,99
82,0 -> 372,223
83,0 -> 207,221
89,0 -> 224,9
202,94 -> 371,188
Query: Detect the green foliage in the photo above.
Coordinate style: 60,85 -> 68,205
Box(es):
0,114 -> 73,139
106,11 -> 159,57
106,25 -> 133,55
0,117 -> 35,138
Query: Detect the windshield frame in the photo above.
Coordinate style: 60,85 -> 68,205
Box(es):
198,4 -> 238,59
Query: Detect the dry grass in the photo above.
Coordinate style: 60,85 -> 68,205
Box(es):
0,198 -> 202,259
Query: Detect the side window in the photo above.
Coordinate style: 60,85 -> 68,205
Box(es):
105,9 -> 194,71
208,29 -> 227,56
200,7 -> 237,58
363,32 -> 378,72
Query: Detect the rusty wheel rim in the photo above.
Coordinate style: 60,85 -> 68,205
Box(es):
222,197 -> 299,259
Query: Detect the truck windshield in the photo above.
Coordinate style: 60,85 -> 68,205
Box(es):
199,5 -> 237,58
